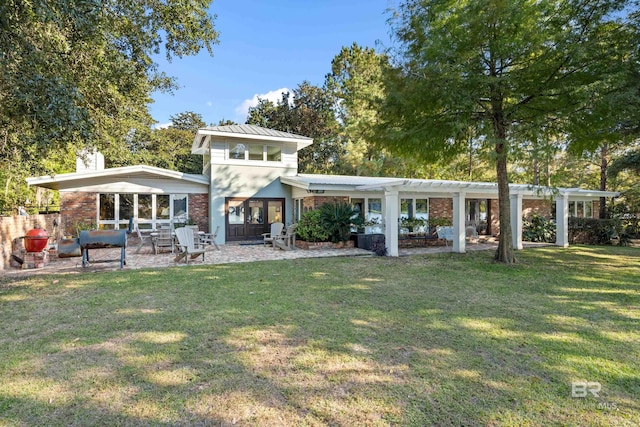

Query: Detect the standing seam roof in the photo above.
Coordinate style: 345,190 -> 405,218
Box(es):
201,124 -> 311,140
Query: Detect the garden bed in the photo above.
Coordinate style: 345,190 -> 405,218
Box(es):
399,233 -> 445,248
296,240 -> 355,250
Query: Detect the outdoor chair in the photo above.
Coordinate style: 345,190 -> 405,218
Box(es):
134,227 -> 153,253
174,227 -> 206,264
185,225 -> 201,246
273,224 -> 297,251
199,225 -> 220,250
152,226 -> 174,254
436,226 -> 454,247
466,225 -> 479,244
262,222 -> 284,246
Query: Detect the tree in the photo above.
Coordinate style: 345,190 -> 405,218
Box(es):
246,82 -> 344,172
170,111 -> 206,132
125,111 -> 206,174
0,0 -> 218,210
378,0 -> 635,263
326,43 -> 390,175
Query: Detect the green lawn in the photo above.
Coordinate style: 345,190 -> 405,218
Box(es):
0,246 -> 638,426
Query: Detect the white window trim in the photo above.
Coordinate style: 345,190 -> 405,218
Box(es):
97,193 -> 189,230
226,142 -> 282,163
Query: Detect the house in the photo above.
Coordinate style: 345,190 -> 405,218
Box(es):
26,124 -> 618,256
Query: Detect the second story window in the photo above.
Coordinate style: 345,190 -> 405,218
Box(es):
228,143 -> 282,162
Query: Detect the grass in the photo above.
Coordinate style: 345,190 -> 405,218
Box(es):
0,245 -> 638,426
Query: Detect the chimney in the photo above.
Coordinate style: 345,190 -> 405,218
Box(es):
76,149 -> 105,173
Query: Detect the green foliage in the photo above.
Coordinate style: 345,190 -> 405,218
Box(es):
427,217 -> 453,228
246,82 -> 345,173
522,214 -> 556,243
377,0 -> 636,262
318,202 -> 361,243
295,210 -> 330,243
71,219 -> 96,236
325,43 -> 389,175
568,217 -> 619,245
0,0 -> 218,209
399,217 -> 425,230
608,148 -> 640,178
371,241 -> 388,256
170,112 -> 206,132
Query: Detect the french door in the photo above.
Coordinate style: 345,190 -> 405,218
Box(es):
226,198 -> 285,241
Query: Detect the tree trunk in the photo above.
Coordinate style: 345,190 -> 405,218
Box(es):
468,135 -> 474,179
599,144 -> 608,219
533,158 -> 540,186
495,140 -> 516,263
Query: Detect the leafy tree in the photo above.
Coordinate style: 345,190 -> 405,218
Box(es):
378,0 -> 635,263
123,111 -> 205,174
326,43 -> 390,175
170,111 -> 206,132
216,119 -> 238,126
0,0 -> 218,211
609,148 -> 640,177
246,82 -> 344,172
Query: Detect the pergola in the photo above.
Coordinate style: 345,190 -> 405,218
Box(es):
355,179 -> 619,256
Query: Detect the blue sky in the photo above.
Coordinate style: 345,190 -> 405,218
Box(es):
149,0 -> 395,127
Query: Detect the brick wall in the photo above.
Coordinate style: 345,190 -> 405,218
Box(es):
0,214 -> 61,270
523,199 -> 552,219
61,192 -> 97,236
189,193 -> 209,232
429,198 -> 453,220
302,196 -> 350,212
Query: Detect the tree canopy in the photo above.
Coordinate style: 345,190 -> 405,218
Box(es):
377,0 -> 638,262
0,0 -> 218,212
246,82 -> 344,173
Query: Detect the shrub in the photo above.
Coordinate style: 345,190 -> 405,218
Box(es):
296,210 -> 330,242
428,217 -> 452,227
371,241 -> 388,256
319,202 -> 361,243
568,217 -> 619,245
522,214 -> 556,242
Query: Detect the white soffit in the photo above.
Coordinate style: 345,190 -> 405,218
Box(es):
193,124 -> 313,153
26,165 -> 209,191
283,175 -> 619,199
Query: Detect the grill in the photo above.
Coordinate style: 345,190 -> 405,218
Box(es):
79,230 -> 127,269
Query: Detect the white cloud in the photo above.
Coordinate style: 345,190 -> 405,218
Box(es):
206,101 -> 213,107
152,122 -> 172,130
235,87 -> 291,120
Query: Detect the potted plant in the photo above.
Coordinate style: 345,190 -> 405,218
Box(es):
363,217 -> 382,234
399,217 -> 426,233
427,217 -> 452,235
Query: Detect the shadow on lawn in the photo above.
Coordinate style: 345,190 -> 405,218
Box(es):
0,247 -> 638,425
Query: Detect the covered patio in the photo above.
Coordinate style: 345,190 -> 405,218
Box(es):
367,180 -> 619,256
283,175 -> 619,257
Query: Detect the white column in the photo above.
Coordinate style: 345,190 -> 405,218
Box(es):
510,193 -> 523,250
452,192 -> 466,253
384,189 -> 400,257
556,193 -> 569,247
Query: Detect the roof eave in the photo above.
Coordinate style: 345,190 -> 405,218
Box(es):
198,128 -> 313,148
26,165 -> 210,189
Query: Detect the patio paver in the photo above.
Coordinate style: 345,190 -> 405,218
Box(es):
3,238 -> 549,277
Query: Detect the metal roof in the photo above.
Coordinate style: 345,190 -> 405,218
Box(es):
193,125 -> 313,154
201,124 -> 312,141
